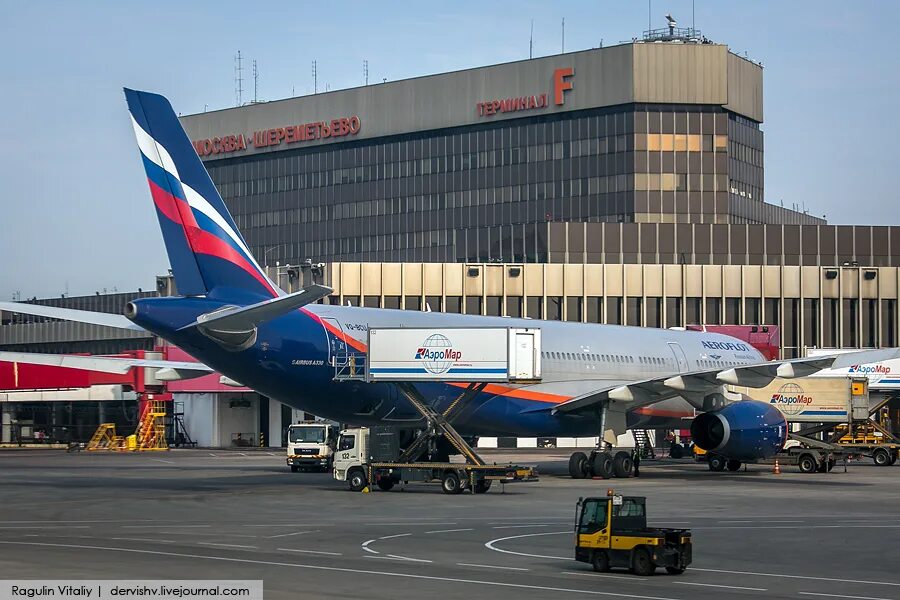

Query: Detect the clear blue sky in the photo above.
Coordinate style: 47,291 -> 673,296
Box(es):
2,1 -> 898,299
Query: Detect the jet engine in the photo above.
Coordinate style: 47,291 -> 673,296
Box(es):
691,400 -> 787,460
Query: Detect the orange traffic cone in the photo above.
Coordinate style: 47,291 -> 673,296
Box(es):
773,460 -> 781,475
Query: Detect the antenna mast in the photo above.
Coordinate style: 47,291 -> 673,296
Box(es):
252,59 -> 259,103
234,51 -> 243,106
312,60 -> 317,94
364,59 -> 369,85
561,17 -> 565,53
529,19 -> 533,59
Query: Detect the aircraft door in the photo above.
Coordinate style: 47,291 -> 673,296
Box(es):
667,342 -> 690,372
322,317 -> 348,366
514,332 -> 536,379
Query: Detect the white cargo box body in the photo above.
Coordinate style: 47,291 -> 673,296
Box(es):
367,327 -> 541,382
728,376 -> 864,423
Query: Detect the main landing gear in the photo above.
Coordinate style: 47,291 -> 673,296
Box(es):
569,449 -> 634,479
568,400 -> 634,480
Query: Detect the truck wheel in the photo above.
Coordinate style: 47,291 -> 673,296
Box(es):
612,451 -> 633,478
708,454 -> 727,472
631,547 -> 655,576
665,566 -> 686,575
890,451 -> 898,466
827,458 -> 836,472
474,480 -> 492,494
798,454 -> 817,473
441,471 -> 463,495
376,478 -> 395,491
591,452 -> 614,479
726,459 -> 742,472
591,550 -> 610,572
670,443 -> 685,459
290,465 -> 300,473
568,452 -> 589,479
348,469 -> 368,492
873,448 -> 891,466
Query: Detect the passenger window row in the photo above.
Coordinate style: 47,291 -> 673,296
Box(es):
539,351 -> 673,368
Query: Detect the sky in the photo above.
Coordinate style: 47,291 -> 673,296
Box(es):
2,1 -> 899,299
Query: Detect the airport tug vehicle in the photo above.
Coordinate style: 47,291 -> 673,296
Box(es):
575,491 -> 692,576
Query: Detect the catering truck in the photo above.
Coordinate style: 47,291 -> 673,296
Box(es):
286,421 -> 337,472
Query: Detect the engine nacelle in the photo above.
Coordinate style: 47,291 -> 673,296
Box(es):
691,400 -> 787,460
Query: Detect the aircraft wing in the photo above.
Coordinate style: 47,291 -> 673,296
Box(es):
0,351 -> 213,380
552,347 -> 900,416
0,301 -> 144,331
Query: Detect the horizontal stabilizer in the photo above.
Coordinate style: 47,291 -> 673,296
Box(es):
183,284 -> 332,332
0,302 -> 144,331
0,351 -> 213,376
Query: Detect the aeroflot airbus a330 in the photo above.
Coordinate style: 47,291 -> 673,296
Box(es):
1,89 -> 897,477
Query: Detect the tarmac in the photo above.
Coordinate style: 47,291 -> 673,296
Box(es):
0,448 -> 898,600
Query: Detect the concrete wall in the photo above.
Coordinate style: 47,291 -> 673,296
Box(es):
179,392 -> 260,448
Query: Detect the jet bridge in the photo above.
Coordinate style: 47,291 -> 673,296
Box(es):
333,327 -> 542,466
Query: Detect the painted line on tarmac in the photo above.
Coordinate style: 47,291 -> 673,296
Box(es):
197,542 -> 258,550
484,530 -> 570,560
267,530 -> 320,539
149,458 -> 175,464
277,548 -> 342,556
485,532 -> 900,589
123,524 -> 211,529
361,539 -> 379,554
673,582 -> 766,592
695,525 -> 900,530
562,572 -> 636,582
0,525 -> 90,530
798,592 -> 894,600
425,528 -> 474,534
0,540 -> 681,600
111,537 -> 177,544
692,568 -> 900,588
378,533 -> 412,540
460,563 -> 529,572
491,524 -> 555,529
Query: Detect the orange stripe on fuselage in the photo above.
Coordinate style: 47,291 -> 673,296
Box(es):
301,308 -> 367,352
448,382 -> 570,404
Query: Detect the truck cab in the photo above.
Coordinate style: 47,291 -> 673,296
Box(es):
332,427 -> 369,490
286,421 -> 336,472
575,493 -> 691,576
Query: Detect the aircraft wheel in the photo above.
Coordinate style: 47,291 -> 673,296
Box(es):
612,451 -> 633,478
726,459 -> 742,472
591,452 -> 614,479
873,448 -> 892,466
669,443 -> 685,459
708,454 -> 727,472
568,452 -> 590,479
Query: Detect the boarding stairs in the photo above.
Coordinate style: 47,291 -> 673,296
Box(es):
86,423 -> 125,451
632,429 -> 656,459
137,400 -> 168,451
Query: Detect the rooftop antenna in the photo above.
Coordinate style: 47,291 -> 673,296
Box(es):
648,0 -> 651,33
561,17 -> 565,53
363,59 -> 369,85
529,19 -> 533,59
234,51 -> 243,106
665,13 -> 676,36
252,59 -> 259,103
312,60 -> 317,94
692,0 -> 696,32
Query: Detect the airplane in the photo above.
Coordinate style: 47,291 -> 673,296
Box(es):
1,88 -> 898,479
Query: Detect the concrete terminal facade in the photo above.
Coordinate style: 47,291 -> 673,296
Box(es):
180,34 -> 828,266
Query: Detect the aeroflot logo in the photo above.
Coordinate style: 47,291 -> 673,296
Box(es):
701,340 -> 751,352
848,364 -> 891,375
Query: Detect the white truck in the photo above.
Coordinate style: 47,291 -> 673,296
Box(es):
333,426 -> 538,494
286,421 -> 337,472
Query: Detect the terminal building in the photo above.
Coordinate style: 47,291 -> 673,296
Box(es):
2,28 -> 900,447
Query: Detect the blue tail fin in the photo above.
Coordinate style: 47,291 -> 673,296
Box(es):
124,88 -> 280,300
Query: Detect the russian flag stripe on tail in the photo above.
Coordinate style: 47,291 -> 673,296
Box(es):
123,88 -> 281,300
